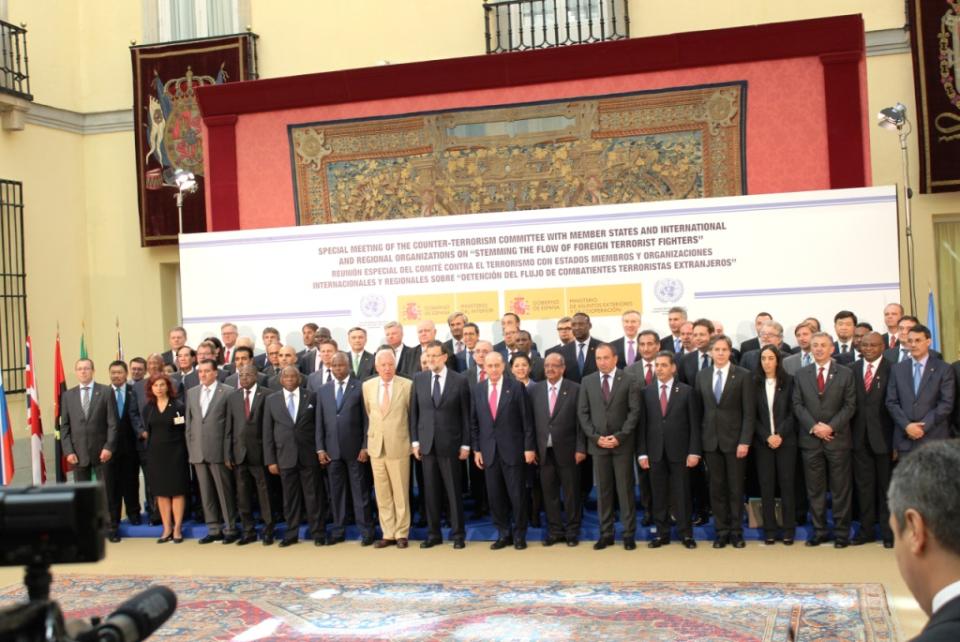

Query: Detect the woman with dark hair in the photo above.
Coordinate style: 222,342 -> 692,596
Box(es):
143,373 -> 189,543
510,353 -> 542,527
510,353 -> 534,387
753,344 -> 797,545
205,336 -> 225,365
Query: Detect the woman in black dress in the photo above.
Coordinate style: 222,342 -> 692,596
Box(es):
143,373 -> 189,543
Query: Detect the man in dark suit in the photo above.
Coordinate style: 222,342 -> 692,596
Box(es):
545,316 -> 574,357
346,326 -> 375,380
264,366 -> 327,547
316,353 -> 374,546
268,346 -> 304,390
224,365 -> 275,545
162,326 -> 187,367
793,332 -> 857,547
624,329 -> 661,524
740,321 -> 791,373
837,322 -> 873,366
60,358 -> 119,539
261,342 -> 283,377
183,342 -> 227,389
297,323 -> 319,365
832,310 -> 858,358
659,306 -> 687,353
306,338 -> 341,392
678,319 -> 714,385
560,311 -> 603,383
512,331 -> 544,381
492,312 -> 540,357
884,315 -> 922,364
612,310 -> 642,369
253,327 -> 280,371
106,361 -> 143,530
881,303 -> 904,350
530,353 -> 585,546
456,322 -> 481,372
888,439 -> 960,641
442,311 -> 468,372
577,344 -> 640,550
471,351 -> 536,550
850,332 -> 895,548
224,346 -> 269,388
220,323 -> 239,367
693,335 -> 754,549
384,321 -> 418,378
638,351 -> 701,548
410,341 -> 472,549
887,324 -> 956,454
739,312 -> 772,355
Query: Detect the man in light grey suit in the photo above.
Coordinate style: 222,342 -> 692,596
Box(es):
783,321 -> 815,376
60,358 -> 119,540
185,359 -> 239,544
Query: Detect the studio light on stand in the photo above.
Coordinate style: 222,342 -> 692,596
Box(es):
172,168 -> 198,235
877,102 -> 917,315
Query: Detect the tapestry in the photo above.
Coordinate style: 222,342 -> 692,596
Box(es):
0,575 -> 896,641
909,0 -> 960,193
131,34 -> 257,246
289,82 -> 746,225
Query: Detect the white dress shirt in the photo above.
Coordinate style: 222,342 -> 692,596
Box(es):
764,378 -> 777,434
932,579 -> 960,615
285,388 -> 300,419
598,370 -> 616,395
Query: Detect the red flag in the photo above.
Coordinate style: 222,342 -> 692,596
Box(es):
25,336 -> 46,484
53,333 -> 70,483
0,376 -> 14,485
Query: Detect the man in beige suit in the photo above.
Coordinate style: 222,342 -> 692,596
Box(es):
363,348 -> 413,548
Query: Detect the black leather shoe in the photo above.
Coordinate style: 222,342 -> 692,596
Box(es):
731,535 -> 746,549
222,534 -> 239,545
278,538 -> 298,548
237,535 -> 257,546
328,535 -> 346,545
682,538 -> 697,549
360,535 -> 375,547
712,535 -> 728,549
566,537 -> 579,547
490,537 -> 513,550
623,537 -> 636,550
834,538 -> 849,549
108,532 -> 121,543
764,537 -> 776,545
647,539 -> 662,549
783,537 -> 794,546
198,534 -> 223,544
420,537 -> 442,549
543,535 -> 564,547
262,534 -> 274,546
851,534 -> 875,546
453,538 -> 465,549
593,537 -> 614,550
805,535 -> 827,547
883,538 -> 894,549
514,539 -> 527,550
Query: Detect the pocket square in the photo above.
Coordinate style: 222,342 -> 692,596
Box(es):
308,404 -> 314,409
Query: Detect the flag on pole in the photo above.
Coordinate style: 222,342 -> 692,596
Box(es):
53,332 -> 70,483
0,373 -> 15,486
115,317 -> 124,361
927,289 -> 941,352
80,324 -> 88,360
25,336 -> 46,485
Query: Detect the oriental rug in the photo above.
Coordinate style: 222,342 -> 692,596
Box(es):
0,575 -> 895,641
289,82 -> 746,225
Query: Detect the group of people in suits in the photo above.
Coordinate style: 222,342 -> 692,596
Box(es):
58,303 -> 958,551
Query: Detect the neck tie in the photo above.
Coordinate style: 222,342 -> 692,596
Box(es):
244,389 -> 251,419
115,387 -> 124,417
225,348 -> 231,363
701,353 -> 710,370
645,363 -> 653,386
432,374 -> 441,406
456,341 -> 464,354
577,343 -> 586,372
287,392 -> 296,420
353,353 -> 360,374
864,363 -> 874,392
841,344 -> 848,353
889,335 -> 896,349
479,370 -> 487,382
336,381 -> 344,410
488,382 -> 498,419
601,374 -> 610,402
467,350 -> 473,369
901,349 -> 909,363
714,370 -> 723,402
913,362 -> 923,395
326,369 -> 333,384
81,386 -> 91,415
660,384 -> 668,416
548,385 -> 557,415
381,381 -> 391,415
201,386 -> 211,418
817,367 -> 825,394
627,340 -> 636,366
802,352 -> 812,367
675,337 -> 681,353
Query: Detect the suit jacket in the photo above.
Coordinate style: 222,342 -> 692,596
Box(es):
162,349 -> 176,366
471,376 -> 535,465
678,350 -> 710,386
792,361 -> 856,451
576,369 -> 639,456
262,387 -> 318,469
442,339 -> 465,372
886,356 -> 956,452
625,359 -> 657,388
183,368 -> 226,390
850,358 -> 894,454
316,376 -> 367,461
347,350 -> 375,380
638,379 -> 701,463
740,337 -> 760,355
694,364 -> 755,453
529,379 -> 584,465
836,350 -> 859,366
559,337 -> 603,383
133,377 -> 184,428
753,374 -> 797,449
107,382 -> 143,455
914,594 -> 960,641
611,336 -> 643,370
456,349 -> 477,373
880,332 -> 899,350
660,335 -> 682,353
544,343 -> 567,358
394,345 -> 419,379
410,343 -> 456,376
266,372 -> 306,391
739,345 -> 793,375
362,376 -> 412,459
885,346 -> 942,364
225,384 -> 273,465
493,340 -> 540,360
223,370 -> 269,389
410,369 -> 471,457
783,351 -> 812,376
299,349 -> 320,375
60,382 -> 119,467
253,352 -> 268,370
184,382 -> 235,464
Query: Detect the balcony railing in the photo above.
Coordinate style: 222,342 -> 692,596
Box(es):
484,0 -> 629,54
0,19 -> 32,101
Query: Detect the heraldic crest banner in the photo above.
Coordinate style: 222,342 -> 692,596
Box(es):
131,34 -> 257,246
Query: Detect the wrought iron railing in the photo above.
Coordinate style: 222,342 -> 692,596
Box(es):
0,180 -> 26,393
0,19 -> 32,100
484,0 -> 629,54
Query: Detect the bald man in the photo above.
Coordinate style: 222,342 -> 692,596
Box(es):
268,346 -> 305,390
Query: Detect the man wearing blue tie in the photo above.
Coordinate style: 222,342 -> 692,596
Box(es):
559,312 -> 603,384
886,324 -> 955,455
884,315 -> 920,364
678,319 -> 714,385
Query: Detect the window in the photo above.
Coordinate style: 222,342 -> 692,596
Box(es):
0,179 -> 26,393
934,217 -> 960,362
485,0 -> 629,54
156,0 -> 240,42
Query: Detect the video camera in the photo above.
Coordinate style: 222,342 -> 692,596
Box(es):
0,483 -> 176,642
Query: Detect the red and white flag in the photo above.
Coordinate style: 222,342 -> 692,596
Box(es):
25,336 -> 46,484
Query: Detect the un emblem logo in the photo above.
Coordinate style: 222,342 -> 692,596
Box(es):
360,295 -> 386,318
654,278 -> 684,303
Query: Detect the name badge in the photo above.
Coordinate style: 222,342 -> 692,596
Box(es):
174,416 -> 185,425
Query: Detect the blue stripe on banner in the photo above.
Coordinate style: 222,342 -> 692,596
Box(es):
694,282 -> 900,299
179,193 -> 897,250
182,310 -> 353,324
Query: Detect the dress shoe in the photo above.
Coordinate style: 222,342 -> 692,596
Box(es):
834,538 -> 849,549
108,532 -> 121,543
647,539 -> 662,549
490,537 -> 513,550
883,538 -> 894,549
314,536 -> 328,546
420,537 -> 442,549
360,535 -> 375,547
453,538 -> 465,549
374,539 -> 396,549
156,534 -> 173,544
783,537 -> 794,546
542,535 -> 564,547
198,534 -> 224,544
712,535 -> 728,549
237,535 -> 257,546
566,537 -> 579,547
851,534 -> 875,546
397,538 -> 409,549
682,538 -> 697,549
731,535 -> 746,549
805,534 -> 828,547
278,538 -> 298,548
328,535 -> 346,545
222,534 -> 239,545
764,537 -> 776,546
593,537 -> 614,550
262,534 -> 274,546
514,539 -> 527,550
623,537 -> 636,550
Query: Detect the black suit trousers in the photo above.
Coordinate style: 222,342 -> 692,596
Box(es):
801,445 -> 852,538
594,451 -> 637,539
704,450 -> 746,537
538,448 -> 582,539
484,453 -> 529,540
235,463 -> 274,536
106,449 -> 141,522
649,459 -> 691,538
279,463 -> 326,540
75,462 -> 118,529
136,448 -> 158,519
754,443 -> 798,536
422,453 -> 465,539
327,457 -> 373,538
852,447 -> 892,538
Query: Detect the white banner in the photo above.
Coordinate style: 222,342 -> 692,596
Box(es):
179,186 -> 900,352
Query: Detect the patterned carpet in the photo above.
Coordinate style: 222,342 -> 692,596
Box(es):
0,575 -> 896,641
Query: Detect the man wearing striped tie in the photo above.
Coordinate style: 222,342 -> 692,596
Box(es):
783,321 -> 816,375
